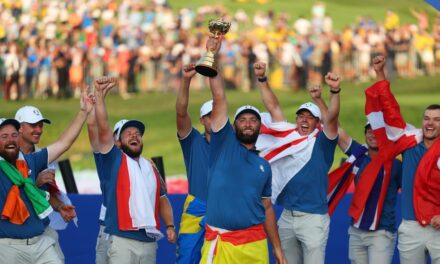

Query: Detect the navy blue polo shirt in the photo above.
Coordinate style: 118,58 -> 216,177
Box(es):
98,145 -> 165,242
347,140 -> 402,233
0,149 -> 49,238
276,131 -> 337,214
207,121 -> 272,230
179,128 -> 210,202
401,142 -> 427,221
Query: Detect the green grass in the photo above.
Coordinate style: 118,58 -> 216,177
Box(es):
168,0 -> 437,31
2,0 -> 439,176
2,74 -> 439,176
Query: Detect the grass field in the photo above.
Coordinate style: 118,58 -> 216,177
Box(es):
1,74 -> 439,176
168,0 -> 437,31
1,0 -> 439,176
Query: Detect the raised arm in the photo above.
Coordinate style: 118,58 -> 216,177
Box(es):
207,36 -> 228,132
94,76 -> 118,153
336,127 -> 352,153
176,64 -> 197,138
254,62 -> 285,122
372,55 -> 386,81
46,91 -> 94,163
309,84 -> 351,151
309,84 -> 328,123
322,72 -> 341,139
87,102 -> 99,152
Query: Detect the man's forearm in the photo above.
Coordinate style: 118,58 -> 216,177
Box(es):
327,92 -> 340,124
264,204 -> 283,251
48,110 -> 88,163
176,77 -> 191,117
159,196 -> 174,227
209,74 -> 228,131
94,92 -> 113,152
375,70 -> 386,81
258,80 -> 285,122
312,96 -> 328,122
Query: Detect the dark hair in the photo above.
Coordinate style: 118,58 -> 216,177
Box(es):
364,124 -> 372,134
425,104 -> 440,111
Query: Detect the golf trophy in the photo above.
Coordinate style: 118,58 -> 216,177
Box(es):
195,18 -> 231,77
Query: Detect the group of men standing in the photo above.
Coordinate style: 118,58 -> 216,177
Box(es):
173,36 -> 439,264
0,35 -> 438,264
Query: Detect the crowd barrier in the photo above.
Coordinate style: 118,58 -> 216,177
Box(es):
59,194 -> 402,264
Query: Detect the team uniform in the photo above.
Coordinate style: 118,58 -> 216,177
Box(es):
276,131 -> 337,264
362,79 -> 440,264
177,128 -> 209,264
0,149 -> 62,264
98,145 -> 165,264
399,142 -> 440,264
32,146 -> 72,263
93,152 -> 110,264
200,121 -> 272,263
346,140 -> 402,264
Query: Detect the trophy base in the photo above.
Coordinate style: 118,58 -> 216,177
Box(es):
195,64 -> 218,77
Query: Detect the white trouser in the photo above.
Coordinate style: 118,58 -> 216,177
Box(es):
96,225 -> 110,264
348,225 -> 396,264
108,235 -> 157,264
278,209 -> 330,264
0,228 -> 63,264
398,219 -> 440,264
43,226 -> 65,263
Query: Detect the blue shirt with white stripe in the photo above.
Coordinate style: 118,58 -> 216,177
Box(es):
277,131 -> 337,214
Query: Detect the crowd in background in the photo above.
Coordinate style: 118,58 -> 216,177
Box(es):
1,0 -> 439,101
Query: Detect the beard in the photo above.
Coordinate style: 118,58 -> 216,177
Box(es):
0,145 -> 19,164
423,131 -> 439,141
121,143 -> 143,159
235,128 -> 259,145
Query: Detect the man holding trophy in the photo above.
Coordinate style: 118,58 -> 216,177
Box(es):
196,19 -> 286,264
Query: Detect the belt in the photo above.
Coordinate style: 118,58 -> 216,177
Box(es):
0,235 -> 42,245
284,209 -> 309,217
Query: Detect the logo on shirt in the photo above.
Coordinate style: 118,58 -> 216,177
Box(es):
260,165 -> 264,172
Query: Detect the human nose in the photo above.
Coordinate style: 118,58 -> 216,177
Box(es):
34,126 -> 43,133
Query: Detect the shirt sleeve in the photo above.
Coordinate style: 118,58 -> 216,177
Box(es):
93,152 -> 104,182
179,128 -> 198,167
25,148 -> 49,179
100,145 -> 122,182
317,131 -> 338,165
209,121 -> 234,167
346,139 -> 362,157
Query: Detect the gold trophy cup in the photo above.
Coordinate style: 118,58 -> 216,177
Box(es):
195,19 -> 231,77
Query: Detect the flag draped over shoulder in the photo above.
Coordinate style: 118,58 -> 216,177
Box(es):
116,153 -> 163,240
0,153 -> 52,224
347,80 -> 421,230
413,138 -> 440,226
256,113 -> 319,203
327,144 -> 368,216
